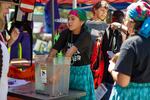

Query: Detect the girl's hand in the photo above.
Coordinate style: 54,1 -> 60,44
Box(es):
7,28 -> 20,47
10,28 -> 20,42
111,52 -> 120,63
108,60 -> 115,73
108,52 -> 120,73
65,45 -> 77,57
111,22 -> 122,30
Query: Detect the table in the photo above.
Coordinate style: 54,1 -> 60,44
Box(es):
8,83 -> 86,100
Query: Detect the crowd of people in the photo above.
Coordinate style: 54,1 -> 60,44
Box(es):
0,0 -> 150,100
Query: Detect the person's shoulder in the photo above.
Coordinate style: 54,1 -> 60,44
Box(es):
127,35 -> 150,46
86,20 -> 108,31
126,35 -> 143,42
86,20 -> 94,24
86,20 -> 107,25
122,35 -> 142,48
83,25 -> 91,33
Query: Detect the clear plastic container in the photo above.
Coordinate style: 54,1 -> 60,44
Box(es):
34,55 -> 71,97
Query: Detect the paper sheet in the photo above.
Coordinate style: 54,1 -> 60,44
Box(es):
8,78 -> 29,87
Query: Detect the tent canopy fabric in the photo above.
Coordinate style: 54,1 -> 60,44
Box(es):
36,0 -> 136,10
57,0 -> 136,4
36,0 -> 136,4
36,0 -> 48,3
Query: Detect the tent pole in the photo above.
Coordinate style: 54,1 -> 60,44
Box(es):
51,0 -> 55,46
73,0 -> 77,8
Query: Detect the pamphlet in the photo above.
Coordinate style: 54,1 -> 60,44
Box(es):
95,83 -> 108,100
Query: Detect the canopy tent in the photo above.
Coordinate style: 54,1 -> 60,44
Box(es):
9,0 -> 139,81
57,0 -> 136,4
58,2 -> 130,11
36,0 -> 137,10
37,0 -> 136,4
58,0 -> 136,10
36,0 -> 48,3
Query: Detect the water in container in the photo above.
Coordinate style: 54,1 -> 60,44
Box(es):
35,55 -> 71,97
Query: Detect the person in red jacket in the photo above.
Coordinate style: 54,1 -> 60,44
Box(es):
87,0 -> 109,89
48,8 -> 96,100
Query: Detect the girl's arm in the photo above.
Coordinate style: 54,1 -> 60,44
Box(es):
48,48 -> 58,58
110,70 -> 130,87
108,53 -> 131,87
111,22 -> 128,34
65,45 -> 78,57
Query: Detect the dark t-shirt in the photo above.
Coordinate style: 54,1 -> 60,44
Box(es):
53,27 -> 92,66
114,35 -> 150,83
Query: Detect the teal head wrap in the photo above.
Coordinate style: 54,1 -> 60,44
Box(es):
127,1 -> 150,38
69,8 -> 87,21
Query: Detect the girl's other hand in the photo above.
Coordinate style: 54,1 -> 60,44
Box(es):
10,28 -> 20,41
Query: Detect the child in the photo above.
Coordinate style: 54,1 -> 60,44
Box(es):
109,1 -> 150,100
48,8 -> 95,100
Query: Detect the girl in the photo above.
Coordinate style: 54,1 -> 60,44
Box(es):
48,8 -> 95,100
108,1 -> 150,100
